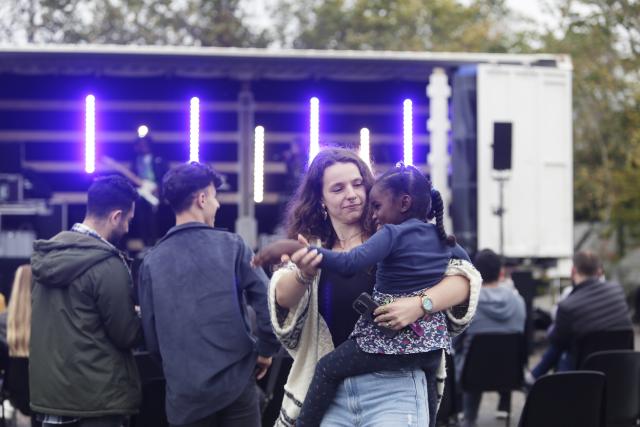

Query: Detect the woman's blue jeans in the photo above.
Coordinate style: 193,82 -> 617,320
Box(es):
320,369 -> 429,427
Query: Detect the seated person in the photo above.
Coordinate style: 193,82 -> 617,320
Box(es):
453,249 -> 525,427
529,251 -> 632,379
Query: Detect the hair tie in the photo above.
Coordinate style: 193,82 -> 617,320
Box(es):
395,161 -> 407,175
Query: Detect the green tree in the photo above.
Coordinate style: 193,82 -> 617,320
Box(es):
272,0 -> 530,52
537,0 -> 640,255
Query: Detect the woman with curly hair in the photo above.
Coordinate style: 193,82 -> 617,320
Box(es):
267,148 -> 481,427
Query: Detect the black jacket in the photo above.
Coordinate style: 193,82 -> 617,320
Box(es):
550,278 -> 632,350
30,231 -> 142,416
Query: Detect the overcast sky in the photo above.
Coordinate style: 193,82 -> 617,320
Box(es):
504,0 -> 553,23
240,0 -> 561,36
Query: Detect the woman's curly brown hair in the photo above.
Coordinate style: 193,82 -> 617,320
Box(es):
284,147 -> 375,248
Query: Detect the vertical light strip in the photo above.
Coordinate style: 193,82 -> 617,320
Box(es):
403,99 -> 413,166
359,128 -> 371,169
189,97 -> 200,162
254,125 -> 265,203
309,97 -> 320,164
85,94 -> 95,173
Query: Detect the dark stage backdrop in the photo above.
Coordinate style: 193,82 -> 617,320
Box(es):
0,70 -> 436,236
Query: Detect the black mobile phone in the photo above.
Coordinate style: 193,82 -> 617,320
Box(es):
352,292 -> 398,338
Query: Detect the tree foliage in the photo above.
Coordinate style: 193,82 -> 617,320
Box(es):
273,0 -> 530,52
0,0 -> 269,46
536,0 -> 640,253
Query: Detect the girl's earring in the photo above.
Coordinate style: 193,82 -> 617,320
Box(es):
321,203 -> 328,221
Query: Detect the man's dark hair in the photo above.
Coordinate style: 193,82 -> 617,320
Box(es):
163,162 -> 222,213
86,175 -> 138,219
573,251 -> 602,277
474,249 -> 503,284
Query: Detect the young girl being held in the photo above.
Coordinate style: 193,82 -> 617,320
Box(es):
253,163 -> 476,427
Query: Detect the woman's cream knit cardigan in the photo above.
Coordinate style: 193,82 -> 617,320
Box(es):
268,259 -> 482,427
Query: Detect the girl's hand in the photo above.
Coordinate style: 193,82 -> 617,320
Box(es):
373,296 -> 424,331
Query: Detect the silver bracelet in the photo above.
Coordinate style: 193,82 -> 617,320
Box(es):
295,269 -> 314,286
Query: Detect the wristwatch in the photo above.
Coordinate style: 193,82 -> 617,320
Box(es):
420,294 -> 434,315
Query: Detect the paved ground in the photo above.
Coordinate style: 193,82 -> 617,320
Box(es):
449,292 -> 550,427
455,346 -> 532,427
471,373 -> 527,427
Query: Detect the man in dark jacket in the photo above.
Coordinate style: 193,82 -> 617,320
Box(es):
138,162 -> 280,427
30,175 -> 142,427
529,250 -> 633,379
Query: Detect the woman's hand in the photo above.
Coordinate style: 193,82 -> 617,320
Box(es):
273,235 -> 323,309
372,275 -> 471,330
373,296 -> 424,331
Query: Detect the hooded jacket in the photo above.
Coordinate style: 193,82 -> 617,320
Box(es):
454,285 -> 526,379
30,230 -> 142,417
467,286 -> 526,335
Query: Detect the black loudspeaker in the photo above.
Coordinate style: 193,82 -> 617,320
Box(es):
493,122 -> 512,170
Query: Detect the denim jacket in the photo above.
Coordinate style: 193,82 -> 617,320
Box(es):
138,222 -> 279,425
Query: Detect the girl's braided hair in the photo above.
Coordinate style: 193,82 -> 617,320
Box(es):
428,186 -> 456,246
376,162 -> 456,246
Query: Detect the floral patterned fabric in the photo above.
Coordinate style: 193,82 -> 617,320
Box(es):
350,289 -> 451,355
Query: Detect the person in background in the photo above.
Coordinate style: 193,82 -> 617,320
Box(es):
454,249 -> 525,427
528,251 -> 632,380
138,162 -> 280,427
7,264 -> 31,358
0,288 -> 9,349
129,132 -> 169,247
6,264 -> 38,426
30,175 -> 142,427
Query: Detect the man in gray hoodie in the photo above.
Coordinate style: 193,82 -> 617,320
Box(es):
454,249 -> 526,427
30,175 -> 142,427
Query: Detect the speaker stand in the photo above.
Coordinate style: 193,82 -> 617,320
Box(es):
493,174 -> 510,257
